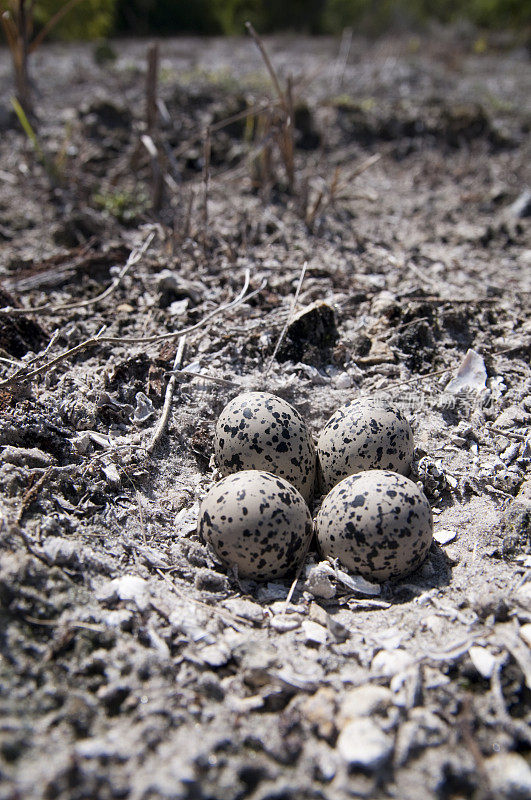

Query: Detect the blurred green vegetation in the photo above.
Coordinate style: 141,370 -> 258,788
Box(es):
115,0 -> 531,34
32,0 -> 116,38
9,0 -> 531,39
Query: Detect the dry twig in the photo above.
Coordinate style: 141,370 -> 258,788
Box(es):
202,126 -> 211,248
147,335 -> 187,455
1,232 -> 155,316
0,271 -> 265,389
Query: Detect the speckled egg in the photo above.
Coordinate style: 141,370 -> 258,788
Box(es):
317,397 -> 414,492
198,470 -> 313,580
316,470 -> 432,581
214,392 -> 316,502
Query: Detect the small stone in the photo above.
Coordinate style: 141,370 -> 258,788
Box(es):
508,189 -> 531,219
468,645 -> 497,679
334,372 -> 353,390
337,718 -> 393,770
371,649 -> 414,676
301,687 -> 336,741
269,614 -> 302,633
223,597 -> 265,624
101,462 -> 121,488
43,537 -> 77,567
484,752 -> 531,800
304,562 -> 336,599
421,614 -> 445,636
513,581 -> 531,610
1,446 -> 55,468
445,349 -> 487,394
194,568 -> 229,593
98,574 -> 150,611
495,405 -> 529,429
197,642 -> 232,668
308,741 -> 339,781
308,602 -> 349,641
519,624 -> 531,648
433,528 -> 457,545
131,391 -> 155,424
444,546 -> 461,565
337,685 -> 393,729
301,620 -> 328,646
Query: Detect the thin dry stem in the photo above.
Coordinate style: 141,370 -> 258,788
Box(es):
141,135 -> 164,212
29,0 -> 84,53
0,271 -> 265,389
245,21 -> 295,192
147,335 -> 186,455
1,232 -> 155,316
330,26 -> 353,92
245,21 -> 287,111
202,126 -> 211,248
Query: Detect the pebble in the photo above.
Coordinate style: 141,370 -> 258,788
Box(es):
444,547 -> 461,565
301,687 -> 336,741
269,614 -> 302,633
1,445 -> 55,468
309,741 -> 339,781
101,462 -> 121,487
514,581 -> 531,609
394,709 -> 449,766
371,649 -> 414,676
337,685 -> 393,729
334,372 -> 353,389
484,752 -> 531,800
468,645 -> 497,679
519,623 -> 531,648
98,574 -> 150,611
196,642 -> 232,668
223,597 -> 265,624
303,561 -> 337,599
433,528 -> 457,545
421,614 -> 445,636
337,718 -> 393,770
494,405 -> 529,429
301,620 -> 328,646
43,537 -> 77,566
